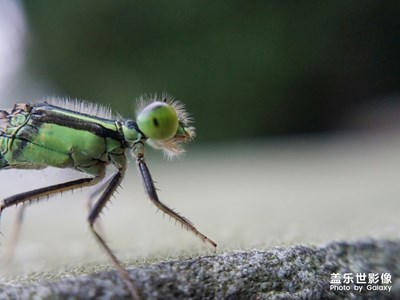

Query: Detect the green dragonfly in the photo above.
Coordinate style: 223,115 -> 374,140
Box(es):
0,95 -> 216,299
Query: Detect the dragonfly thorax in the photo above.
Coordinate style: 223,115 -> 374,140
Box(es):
121,119 -> 143,145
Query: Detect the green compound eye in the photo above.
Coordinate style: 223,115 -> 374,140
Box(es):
137,101 -> 179,140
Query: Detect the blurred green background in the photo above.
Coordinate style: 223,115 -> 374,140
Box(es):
14,0 -> 400,142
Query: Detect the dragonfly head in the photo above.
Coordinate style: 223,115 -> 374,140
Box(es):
137,101 -> 179,141
132,95 -> 195,158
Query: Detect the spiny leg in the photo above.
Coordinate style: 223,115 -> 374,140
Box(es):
0,176 -> 102,262
87,165 -> 140,300
86,174 -> 115,235
1,177 -> 101,210
137,157 -> 217,250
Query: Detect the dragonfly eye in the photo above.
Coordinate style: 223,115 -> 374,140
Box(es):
137,101 -> 179,140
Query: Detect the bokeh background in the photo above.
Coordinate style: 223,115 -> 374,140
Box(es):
3,0 -> 400,140
1,0 -> 400,277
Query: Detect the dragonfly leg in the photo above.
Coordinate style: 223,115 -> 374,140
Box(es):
86,175 -> 114,236
137,156 -> 217,250
87,165 -> 140,300
1,177 -> 102,211
0,176 -> 103,261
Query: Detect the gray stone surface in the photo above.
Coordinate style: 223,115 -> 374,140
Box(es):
1,239 -> 399,299
1,135 -> 400,299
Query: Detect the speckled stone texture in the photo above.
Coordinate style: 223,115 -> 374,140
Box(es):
1,239 -> 399,299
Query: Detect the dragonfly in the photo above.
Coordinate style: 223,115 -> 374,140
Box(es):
0,95 -> 217,299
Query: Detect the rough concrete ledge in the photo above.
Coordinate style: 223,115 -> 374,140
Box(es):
1,239 -> 399,299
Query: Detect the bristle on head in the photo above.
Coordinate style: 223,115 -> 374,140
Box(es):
136,93 -> 195,159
